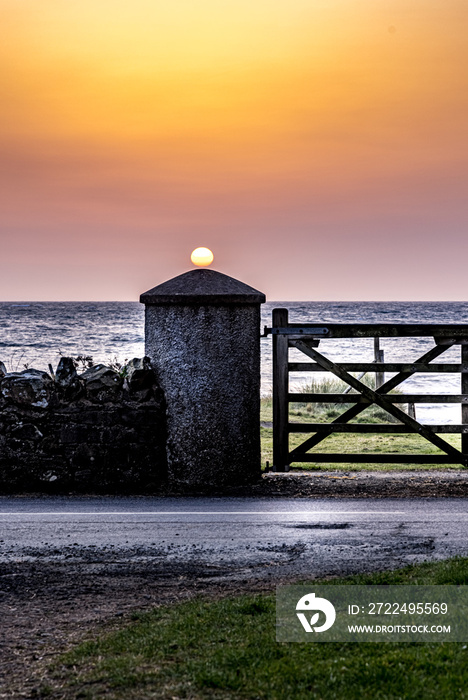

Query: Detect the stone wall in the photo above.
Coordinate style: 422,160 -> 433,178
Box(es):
0,357 -> 167,493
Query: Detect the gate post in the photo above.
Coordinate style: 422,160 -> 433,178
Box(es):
140,269 -> 265,487
272,308 -> 289,472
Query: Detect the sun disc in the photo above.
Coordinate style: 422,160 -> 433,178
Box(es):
190,247 -> 214,267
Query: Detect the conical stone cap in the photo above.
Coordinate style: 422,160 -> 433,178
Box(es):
140,269 -> 265,305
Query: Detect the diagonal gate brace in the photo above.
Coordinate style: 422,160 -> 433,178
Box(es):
289,341 -> 457,458
290,339 -> 462,461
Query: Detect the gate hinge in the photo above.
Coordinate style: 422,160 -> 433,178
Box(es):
264,326 -> 329,337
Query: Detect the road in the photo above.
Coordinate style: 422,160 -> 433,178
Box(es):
1,496 -> 467,580
1,495 -> 467,695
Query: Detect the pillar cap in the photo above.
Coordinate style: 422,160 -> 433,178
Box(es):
140,269 -> 266,305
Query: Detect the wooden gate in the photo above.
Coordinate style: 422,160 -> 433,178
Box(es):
267,308 -> 468,471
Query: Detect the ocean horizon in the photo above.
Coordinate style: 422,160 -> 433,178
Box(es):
2,300 -> 468,425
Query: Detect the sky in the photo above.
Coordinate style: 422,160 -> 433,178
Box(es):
1,0 -> 467,301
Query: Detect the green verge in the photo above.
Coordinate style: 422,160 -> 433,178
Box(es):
260,397 -> 463,471
44,558 -> 468,699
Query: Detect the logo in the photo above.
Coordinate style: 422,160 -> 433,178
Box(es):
296,592 -> 336,633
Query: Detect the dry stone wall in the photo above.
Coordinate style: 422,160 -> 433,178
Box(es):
0,357 -> 167,493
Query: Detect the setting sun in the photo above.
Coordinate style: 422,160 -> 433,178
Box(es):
190,247 -> 214,267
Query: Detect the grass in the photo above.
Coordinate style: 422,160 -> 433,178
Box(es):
44,557 -> 468,699
290,375 -> 404,424
260,376 -> 464,471
262,375 -> 412,425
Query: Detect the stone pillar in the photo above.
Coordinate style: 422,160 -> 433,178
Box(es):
140,269 -> 265,488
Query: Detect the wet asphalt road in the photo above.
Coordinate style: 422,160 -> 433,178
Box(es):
1,497 -> 467,580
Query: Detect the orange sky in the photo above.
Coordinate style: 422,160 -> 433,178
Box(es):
1,0 -> 467,300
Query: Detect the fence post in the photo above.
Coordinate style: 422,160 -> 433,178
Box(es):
140,269 -> 265,487
273,308 -> 289,472
374,337 -> 385,388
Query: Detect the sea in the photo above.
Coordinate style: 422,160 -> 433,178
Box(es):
1,300 -> 468,425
